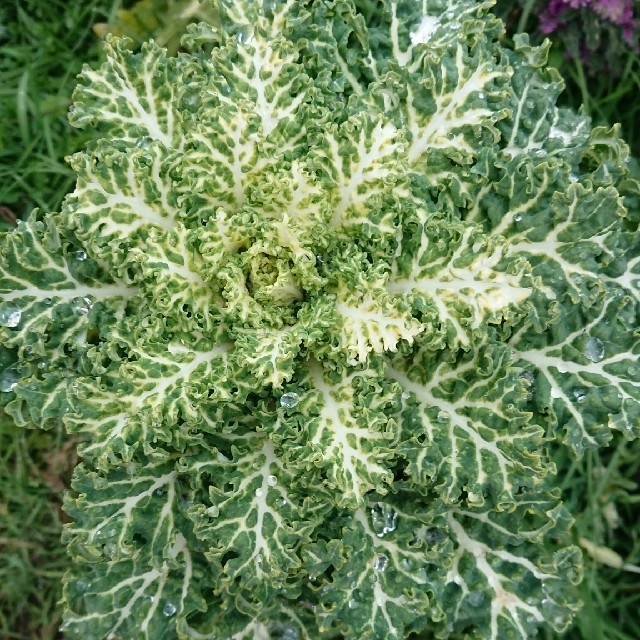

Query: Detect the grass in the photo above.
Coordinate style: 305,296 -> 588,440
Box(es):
0,1 -> 639,639
0,1 -> 124,221
0,414 -> 76,640
0,1 -> 123,638
549,435 -> 640,640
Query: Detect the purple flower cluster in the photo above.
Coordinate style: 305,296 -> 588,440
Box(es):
539,0 -> 637,42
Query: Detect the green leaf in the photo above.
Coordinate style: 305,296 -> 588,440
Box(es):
61,459 -> 210,640
391,340 -> 549,506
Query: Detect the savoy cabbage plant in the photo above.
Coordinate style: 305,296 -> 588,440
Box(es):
1,0 -> 639,638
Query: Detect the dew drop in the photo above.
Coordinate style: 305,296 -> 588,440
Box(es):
162,601 -> 177,617
348,599 -> 357,609
275,497 -> 287,507
584,336 -> 604,363
573,389 -> 587,403
236,26 -> 255,44
60,621 -> 81,638
135,136 -> 153,149
74,250 -> 87,261
75,580 -> 91,593
436,411 -> 450,424
0,304 -> 21,328
71,297 -> 93,315
0,368 -> 19,393
280,392 -> 300,409
424,527 -> 447,544
370,502 -> 398,537
255,488 -> 264,498
513,213 -> 523,222
373,553 -> 389,572
267,474 -> 278,486
477,91 -> 485,99
569,173 -> 579,183
550,387 -> 561,399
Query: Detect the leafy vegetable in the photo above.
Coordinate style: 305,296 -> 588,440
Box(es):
1,0 -> 639,638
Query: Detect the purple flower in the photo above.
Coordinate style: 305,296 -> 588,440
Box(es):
592,0 -> 637,42
538,0 -> 637,43
593,0 -> 636,28
592,0 -> 632,21
538,0 -> 570,33
537,0 -> 593,34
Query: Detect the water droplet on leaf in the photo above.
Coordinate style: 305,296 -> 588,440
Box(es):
373,553 -> 388,571
71,297 -> 93,315
280,392 -> 300,409
424,527 -> 447,544
255,488 -> 264,498
0,368 -> 19,392
0,304 -> 21,327
370,502 -> 398,537
573,389 -> 587,402
236,26 -> 255,44
162,601 -> 177,617
135,136 -> 153,149
267,475 -> 277,486
584,336 -> 604,363
75,580 -> 91,593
